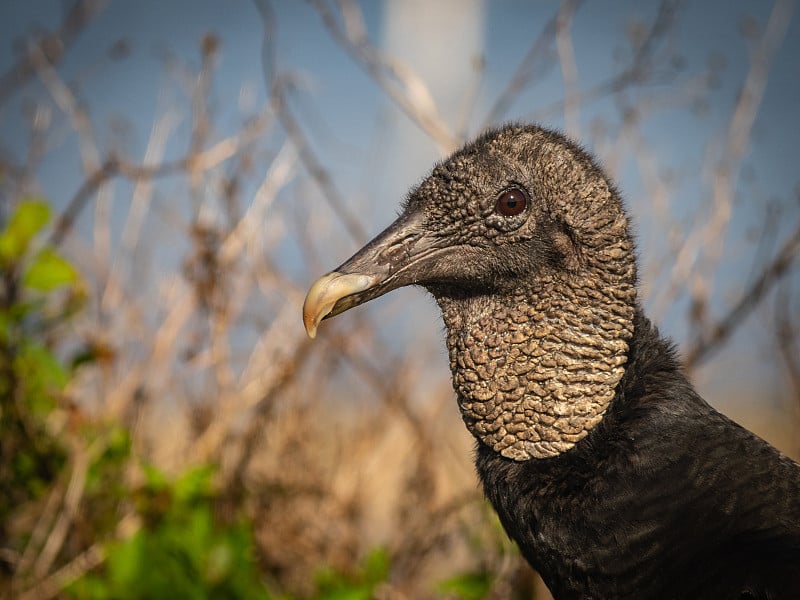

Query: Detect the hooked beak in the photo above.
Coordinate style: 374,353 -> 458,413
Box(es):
303,211 -> 437,338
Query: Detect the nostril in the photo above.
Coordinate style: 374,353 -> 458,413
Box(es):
379,234 -> 419,268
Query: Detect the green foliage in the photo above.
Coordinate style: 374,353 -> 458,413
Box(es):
2,200 -> 270,600
0,200 -> 77,530
0,199 -> 51,263
312,548 -> 494,600
69,465 -> 271,600
23,246 -> 79,291
313,548 -> 391,600
1,199 -> 503,599
82,424 -> 134,534
437,571 -> 493,599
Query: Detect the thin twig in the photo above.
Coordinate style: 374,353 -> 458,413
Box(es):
48,109 -> 271,248
654,0 -> 793,324
484,4 -> 577,125
257,0 -> 369,244
775,284 -> 800,403
685,218 -> 800,368
17,545 -> 105,600
310,0 -> 458,153
528,0 -> 683,123
0,0 -> 107,106
17,511 -> 139,600
15,481 -> 67,577
556,0 -> 581,139
32,441 -> 93,577
28,34 -> 101,174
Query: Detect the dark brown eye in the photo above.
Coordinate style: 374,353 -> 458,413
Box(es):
495,187 -> 528,217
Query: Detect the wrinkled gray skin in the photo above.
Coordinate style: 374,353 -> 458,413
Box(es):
304,124 -> 636,460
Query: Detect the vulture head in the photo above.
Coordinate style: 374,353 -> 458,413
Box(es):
304,124 -> 637,461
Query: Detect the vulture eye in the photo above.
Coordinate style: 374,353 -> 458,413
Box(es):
495,188 -> 528,217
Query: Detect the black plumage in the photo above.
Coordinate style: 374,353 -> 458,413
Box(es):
303,124 -> 800,598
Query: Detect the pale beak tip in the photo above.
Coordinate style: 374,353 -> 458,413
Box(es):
303,312 -> 319,339
302,296 -> 324,339
302,271 -> 375,340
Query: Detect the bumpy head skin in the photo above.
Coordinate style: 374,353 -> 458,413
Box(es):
303,124 -> 637,461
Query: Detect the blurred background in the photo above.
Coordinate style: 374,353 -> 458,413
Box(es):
1,1 -> 798,598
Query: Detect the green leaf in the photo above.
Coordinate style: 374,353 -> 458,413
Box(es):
0,200 -> 50,262
361,548 -> 390,585
174,465 -> 215,504
15,341 -> 68,409
438,572 -> 492,600
107,532 -> 145,592
142,463 -> 169,493
205,542 -> 234,585
23,247 -> 78,290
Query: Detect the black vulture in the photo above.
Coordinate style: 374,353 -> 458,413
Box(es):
302,124 -> 800,599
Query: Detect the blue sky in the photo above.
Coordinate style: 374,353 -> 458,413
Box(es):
1,0 -> 798,440
3,1 -> 797,213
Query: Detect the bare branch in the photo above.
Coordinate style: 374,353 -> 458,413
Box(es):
484,4 -> 576,125
32,446 -> 90,578
48,109 -> 272,247
529,0 -> 684,123
0,0 -> 107,106
28,32 -> 101,174
556,0 -> 581,139
17,511 -> 139,600
654,0 -> 793,325
15,481 -> 67,577
257,0 -> 369,244
685,218 -> 800,368
309,0 -> 459,153
775,283 -> 800,404
17,545 -> 105,600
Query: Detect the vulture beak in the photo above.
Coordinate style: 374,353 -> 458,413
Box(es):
303,211 -> 434,338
